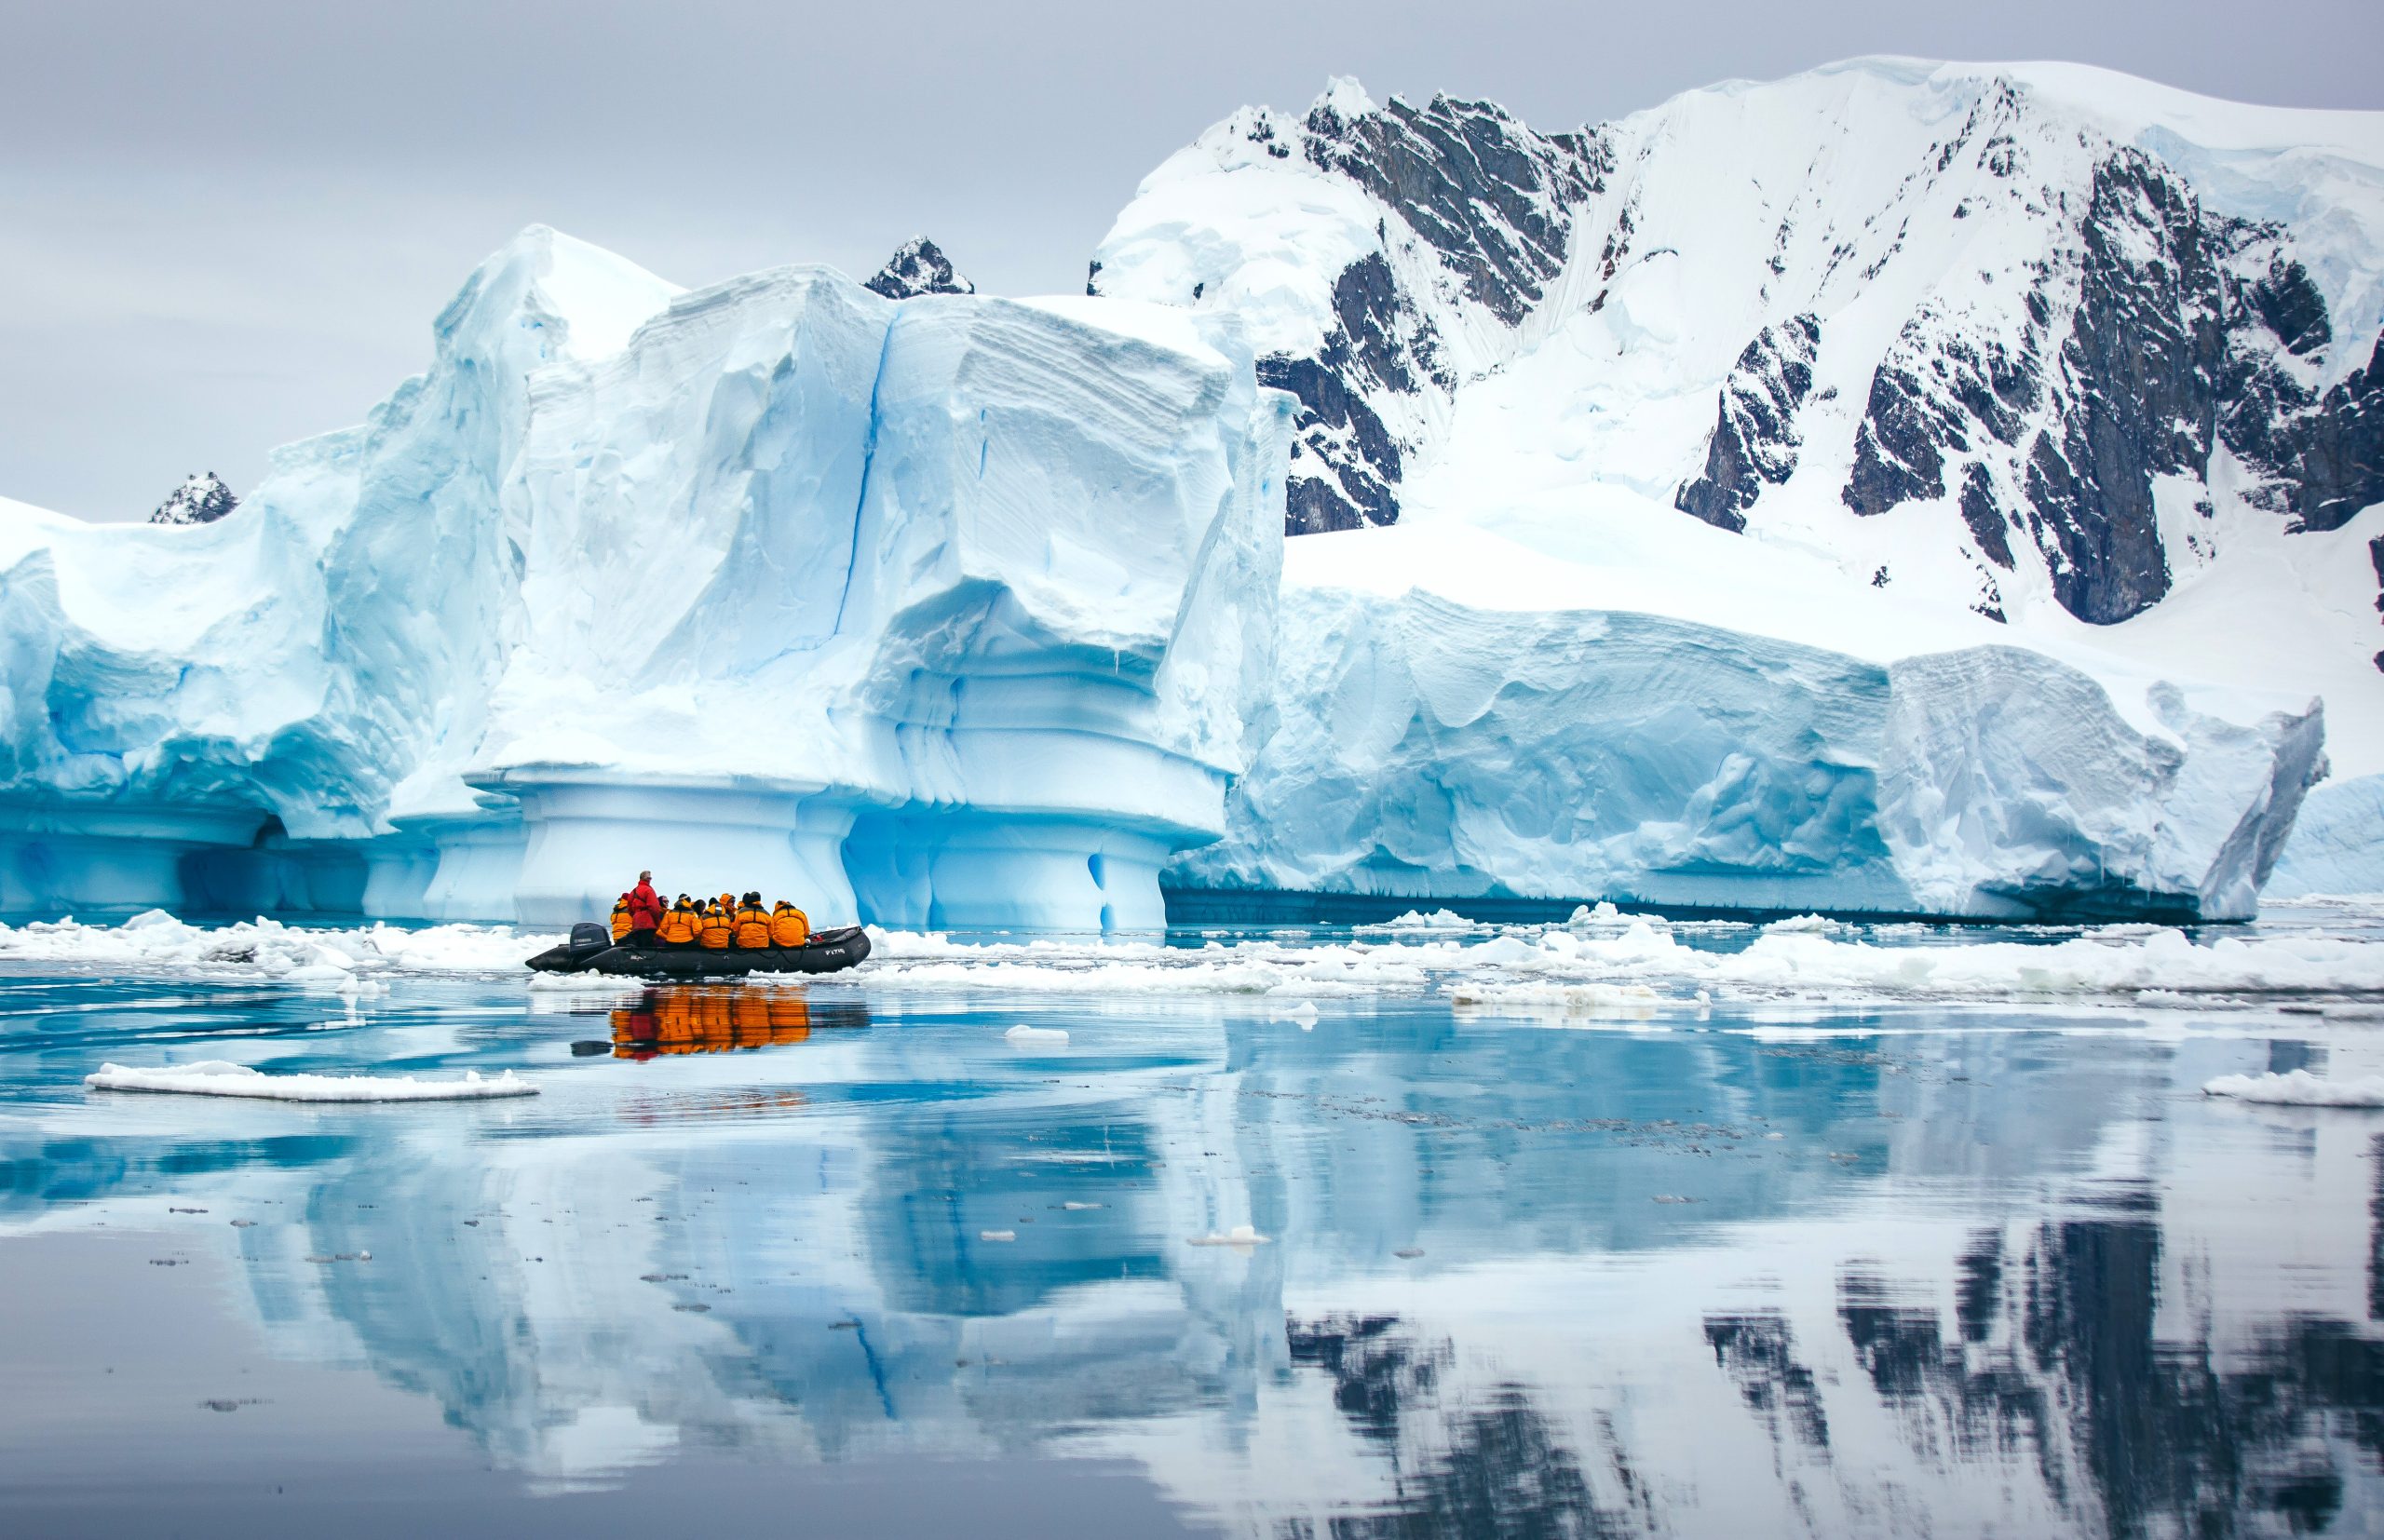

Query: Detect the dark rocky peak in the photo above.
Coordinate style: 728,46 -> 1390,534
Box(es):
150,471 -> 238,526
1827,144 -> 2263,626
1298,83 -> 1608,325
865,237 -> 976,301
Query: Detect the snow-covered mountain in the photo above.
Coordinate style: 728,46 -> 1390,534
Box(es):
1091,60 -> 2384,772
149,470 -> 238,525
864,236 -> 975,300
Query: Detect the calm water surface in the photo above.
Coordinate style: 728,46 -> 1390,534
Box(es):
3,921 -> 2381,1537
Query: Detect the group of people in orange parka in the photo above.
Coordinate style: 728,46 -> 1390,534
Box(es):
609,870 -> 810,951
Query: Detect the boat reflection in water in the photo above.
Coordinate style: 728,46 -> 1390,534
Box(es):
602,988 -> 873,1060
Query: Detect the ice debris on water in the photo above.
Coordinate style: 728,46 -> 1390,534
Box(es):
980,1230 -> 1017,1242
0,914 -> 555,979
1004,1025 -> 1070,1046
85,1060 -> 538,1101
2202,1070 -> 2384,1107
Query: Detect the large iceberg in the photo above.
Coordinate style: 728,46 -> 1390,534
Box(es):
0,228 -> 1293,929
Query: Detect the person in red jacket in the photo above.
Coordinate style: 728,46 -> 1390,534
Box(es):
626,871 -> 665,947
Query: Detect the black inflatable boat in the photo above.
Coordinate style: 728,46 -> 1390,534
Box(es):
526,922 -> 872,979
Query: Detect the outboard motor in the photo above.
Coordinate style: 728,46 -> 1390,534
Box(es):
567,922 -> 611,960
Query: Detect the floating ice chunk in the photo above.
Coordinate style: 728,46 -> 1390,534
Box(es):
1186,1223 -> 1270,1247
1766,914 -> 1842,934
1061,1201 -> 1105,1210
85,1060 -> 539,1101
1004,1025 -> 1071,1046
980,1230 -> 1017,1242
1267,1000 -> 1321,1023
1361,909 -> 1487,933
2201,1070 -> 2384,1107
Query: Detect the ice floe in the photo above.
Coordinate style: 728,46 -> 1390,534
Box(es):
13,908 -> 2384,1017
1,912 -> 559,980
2201,1070 -> 2384,1107
84,1060 -> 540,1101
846,917 -> 2384,1009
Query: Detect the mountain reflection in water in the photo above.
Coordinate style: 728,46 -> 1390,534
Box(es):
1,965 -> 2380,1537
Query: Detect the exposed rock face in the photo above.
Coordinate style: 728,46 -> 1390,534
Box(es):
2225,290 -> 2384,535
864,237 -> 976,301
1679,315 -> 1822,533
1822,146 -> 2384,628
1259,253 -> 1419,534
149,471 -> 237,526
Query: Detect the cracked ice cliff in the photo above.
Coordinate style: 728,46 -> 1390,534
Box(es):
1169,516 -> 2323,921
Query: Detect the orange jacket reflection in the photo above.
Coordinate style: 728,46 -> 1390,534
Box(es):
613,992 -> 811,1057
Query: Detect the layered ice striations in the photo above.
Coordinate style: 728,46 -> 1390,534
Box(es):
0,229 -> 1294,929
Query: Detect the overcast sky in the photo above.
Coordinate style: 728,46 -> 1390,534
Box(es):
6,0 -> 2379,521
